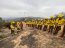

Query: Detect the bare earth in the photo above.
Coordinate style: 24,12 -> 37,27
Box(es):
0,25 -> 65,48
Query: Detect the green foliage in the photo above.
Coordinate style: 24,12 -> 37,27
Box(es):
0,17 -> 6,28
0,17 -> 2,20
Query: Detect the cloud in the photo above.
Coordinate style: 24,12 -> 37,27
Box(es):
0,0 -> 65,18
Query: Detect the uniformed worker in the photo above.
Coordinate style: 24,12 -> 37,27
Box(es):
60,21 -> 65,38
40,20 -> 43,30
32,20 -> 37,29
31,20 -> 35,28
25,21 -> 28,27
57,13 -> 65,38
37,20 -> 41,30
43,18 -> 49,31
6,22 -> 11,29
36,20 -> 39,29
16,22 -> 21,33
10,21 -> 15,35
34,20 -> 37,29
48,16 -> 55,34
28,21 -> 31,27
54,13 -> 65,35
26,21 -> 29,27
37,20 -> 43,30
42,19 -> 44,31
20,22 -> 23,30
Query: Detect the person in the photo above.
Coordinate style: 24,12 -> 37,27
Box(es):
6,22 -> 11,29
43,18 -> 49,31
37,20 -> 42,30
57,13 -> 65,38
48,16 -> 55,34
20,22 -> 23,30
26,21 -> 29,27
34,20 -> 37,29
28,21 -> 31,27
10,21 -> 15,35
42,19 -> 44,31
59,23 -> 65,38
16,22 -> 21,33
54,13 -> 65,35
38,20 -> 43,30
32,20 -> 35,28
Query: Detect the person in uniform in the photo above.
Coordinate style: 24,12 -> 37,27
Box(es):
10,21 -> 15,35
37,20 -> 42,30
37,20 -> 41,30
54,13 -> 65,35
32,20 -> 35,28
34,20 -> 37,29
42,19 -> 44,31
20,22 -> 23,30
26,21 -> 29,27
43,18 -> 49,31
36,20 -> 39,29
28,21 -> 31,27
57,13 -> 65,38
59,21 -> 65,38
48,16 -> 55,34
39,20 -> 43,30
32,20 -> 35,29
16,22 -> 21,33
6,22 -> 11,29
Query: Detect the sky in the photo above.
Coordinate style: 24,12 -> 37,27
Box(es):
0,0 -> 65,18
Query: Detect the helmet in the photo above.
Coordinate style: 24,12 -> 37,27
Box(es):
50,16 -> 54,18
58,13 -> 64,17
11,21 -> 15,24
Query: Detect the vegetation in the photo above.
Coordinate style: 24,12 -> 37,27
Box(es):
0,17 -> 6,29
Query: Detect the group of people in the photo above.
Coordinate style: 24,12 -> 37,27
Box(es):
10,21 -> 23,35
6,13 -> 65,38
25,13 -> 65,39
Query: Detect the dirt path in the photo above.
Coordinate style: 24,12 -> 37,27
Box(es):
16,29 -> 65,48
0,23 -> 65,48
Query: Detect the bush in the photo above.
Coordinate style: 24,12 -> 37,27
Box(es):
0,17 -> 6,28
